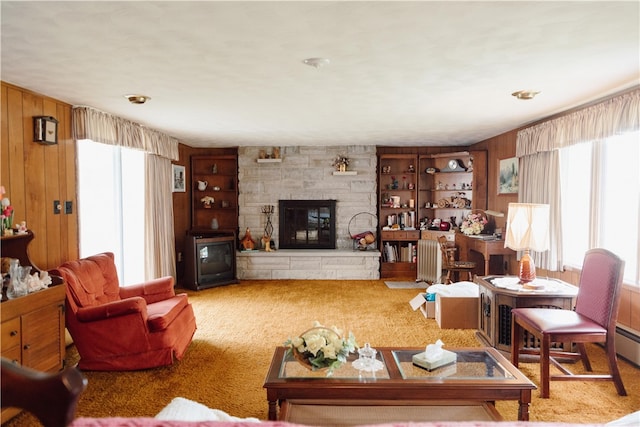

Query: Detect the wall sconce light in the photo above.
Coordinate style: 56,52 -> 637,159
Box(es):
504,203 -> 550,287
34,116 -> 59,145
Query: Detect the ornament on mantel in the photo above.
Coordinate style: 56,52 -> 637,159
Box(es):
240,228 -> 255,251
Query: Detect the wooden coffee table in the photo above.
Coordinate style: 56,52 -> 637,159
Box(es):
263,346 -> 536,422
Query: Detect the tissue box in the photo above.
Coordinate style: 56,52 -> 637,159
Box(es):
412,349 -> 457,371
435,294 -> 479,329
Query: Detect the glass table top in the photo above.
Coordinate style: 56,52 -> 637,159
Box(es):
392,349 -> 516,380
277,348 -> 515,381
279,350 -> 391,379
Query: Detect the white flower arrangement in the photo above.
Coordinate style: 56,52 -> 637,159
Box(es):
200,196 -> 215,207
460,212 -> 488,235
285,321 -> 357,372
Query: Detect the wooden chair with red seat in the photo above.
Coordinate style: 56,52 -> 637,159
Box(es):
437,235 -> 476,284
510,248 -> 627,398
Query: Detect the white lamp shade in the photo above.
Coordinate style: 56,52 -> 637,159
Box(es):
504,203 -> 550,252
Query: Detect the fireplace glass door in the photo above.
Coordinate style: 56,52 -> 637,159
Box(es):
279,200 -> 336,249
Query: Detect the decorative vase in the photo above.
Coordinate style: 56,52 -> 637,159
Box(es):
6,259 -> 30,299
210,218 -> 219,230
339,164 -> 347,172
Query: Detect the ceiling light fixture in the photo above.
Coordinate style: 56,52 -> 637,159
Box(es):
511,90 -> 540,100
302,58 -> 330,69
125,94 -> 151,104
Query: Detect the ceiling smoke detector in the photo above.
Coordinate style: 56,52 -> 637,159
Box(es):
303,58 -> 330,69
125,94 -> 151,104
511,90 -> 540,100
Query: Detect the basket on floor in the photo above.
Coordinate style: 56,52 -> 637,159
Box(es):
348,212 -> 377,251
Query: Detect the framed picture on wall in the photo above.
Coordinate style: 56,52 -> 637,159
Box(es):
498,157 -> 518,194
172,164 -> 186,192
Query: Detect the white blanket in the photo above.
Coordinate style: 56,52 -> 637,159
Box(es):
155,397 -> 261,423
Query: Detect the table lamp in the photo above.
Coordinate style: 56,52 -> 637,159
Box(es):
504,203 -> 550,286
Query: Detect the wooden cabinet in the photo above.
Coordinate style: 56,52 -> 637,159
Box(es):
190,154 -> 239,235
1,284 -> 66,423
378,154 -> 419,278
378,150 -> 487,279
418,151 -> 487,230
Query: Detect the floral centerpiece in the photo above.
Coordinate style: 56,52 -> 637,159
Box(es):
1,186 -> 14,235
201,196 -> 215,208
332,155 -> 350,172
460,211 -> 488,235
285,321 -> 357,373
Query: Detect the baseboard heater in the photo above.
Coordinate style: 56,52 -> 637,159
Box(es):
614,325 -> 640,367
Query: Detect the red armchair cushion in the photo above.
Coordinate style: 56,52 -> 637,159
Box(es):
75,297 -> 147,322
119,276 -> 176,304
147,295 -> 189,332
59,252 -> 121,308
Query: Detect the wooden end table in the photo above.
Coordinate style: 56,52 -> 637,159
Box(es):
475,275 -> 578,352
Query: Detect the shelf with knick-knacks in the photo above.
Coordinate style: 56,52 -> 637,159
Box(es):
191,154 -> 239,233
378,154 -> 419,278
256,147 -> 282,162
418,151 -> 481,217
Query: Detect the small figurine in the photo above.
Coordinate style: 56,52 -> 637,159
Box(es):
262,235 -> 273,252
17,221 -> 27,234
240,228 -> 255,251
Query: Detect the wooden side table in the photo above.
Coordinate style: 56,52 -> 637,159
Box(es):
456,234 -> 515,276
475,275 -> 578,352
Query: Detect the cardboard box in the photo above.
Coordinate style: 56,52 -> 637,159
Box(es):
409,293 -> 435,319
435,294 -> 479,329
421,301 -> 436,318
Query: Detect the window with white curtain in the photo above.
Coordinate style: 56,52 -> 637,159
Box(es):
77,139 -> 145,285
559,131 -> 640,286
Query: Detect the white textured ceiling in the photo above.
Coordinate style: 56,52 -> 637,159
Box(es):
1,1 -> 638,148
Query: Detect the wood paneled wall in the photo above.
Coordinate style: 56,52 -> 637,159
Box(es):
1,82 -> 77,271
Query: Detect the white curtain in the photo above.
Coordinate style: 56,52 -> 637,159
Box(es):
518,151 -> 562,271
516,87 -> 640,271
72,106 -> 180,280
145,154 -> 177,279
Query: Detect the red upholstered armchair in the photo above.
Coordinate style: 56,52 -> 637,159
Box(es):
53,252 -> 197,371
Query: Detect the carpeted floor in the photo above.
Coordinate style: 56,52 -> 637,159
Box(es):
6,279 -> 640,425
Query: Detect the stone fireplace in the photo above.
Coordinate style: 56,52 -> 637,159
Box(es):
279,200 -> 336,249
236,145 -> 380,279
